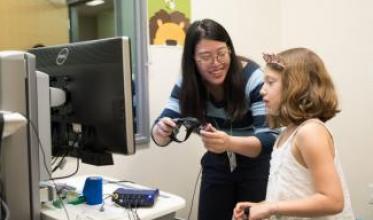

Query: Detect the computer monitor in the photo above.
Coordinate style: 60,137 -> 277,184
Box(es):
29,37 -> 135,166
0,51 -> 40,219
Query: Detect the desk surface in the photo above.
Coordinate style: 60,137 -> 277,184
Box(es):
41,175 -> 186,220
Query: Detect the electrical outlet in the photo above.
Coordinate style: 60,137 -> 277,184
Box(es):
369,183 -> 373,205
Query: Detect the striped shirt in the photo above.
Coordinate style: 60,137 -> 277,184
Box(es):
156,62 -> 277,172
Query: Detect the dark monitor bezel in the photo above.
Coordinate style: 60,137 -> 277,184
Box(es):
29,37 -> 135,165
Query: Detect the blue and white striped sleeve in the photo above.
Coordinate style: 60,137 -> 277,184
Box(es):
245,68 -> 278,154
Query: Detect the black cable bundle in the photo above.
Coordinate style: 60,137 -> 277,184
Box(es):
0,112 -> 2,219
0,112 -> 10,220
0,112 -> 3,151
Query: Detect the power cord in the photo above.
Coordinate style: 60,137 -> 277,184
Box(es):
125,204 -> 141,220
187,167 -> 202,220
52,152 -> 68,172
99,194 -> 113,212
52,133 -> 81,178
51,156 -> 80,180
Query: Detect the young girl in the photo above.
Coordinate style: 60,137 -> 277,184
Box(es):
233,48 -> 355,219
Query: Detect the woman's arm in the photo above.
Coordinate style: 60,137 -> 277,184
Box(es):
200,124 -> 263,157
226,135 -> 263,157
234,66 -> 278,157
151,82 -> 182,146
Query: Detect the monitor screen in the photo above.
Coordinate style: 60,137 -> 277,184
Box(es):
29,37 -> 135,166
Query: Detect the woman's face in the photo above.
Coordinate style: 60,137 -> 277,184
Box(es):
260,67 -> 283,115
194,39 -> 231,88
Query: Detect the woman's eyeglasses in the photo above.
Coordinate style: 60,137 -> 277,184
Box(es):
195,48 -> 230,65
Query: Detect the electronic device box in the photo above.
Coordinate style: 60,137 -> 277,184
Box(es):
112,187 -> 159,207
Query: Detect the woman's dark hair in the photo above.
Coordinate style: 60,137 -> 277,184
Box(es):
180,19 -> 246,123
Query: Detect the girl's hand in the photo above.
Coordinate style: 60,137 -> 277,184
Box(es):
200,123 -> 231,153
233,202 -> 253,220
234,202 -> 277,220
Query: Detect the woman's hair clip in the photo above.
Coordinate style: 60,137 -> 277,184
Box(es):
263,53 -> 286,70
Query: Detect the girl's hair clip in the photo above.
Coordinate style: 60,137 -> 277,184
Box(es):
263,53 -> 286,70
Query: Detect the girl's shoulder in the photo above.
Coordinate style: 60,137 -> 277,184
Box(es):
293,119 -> 334,153
296,119 -> 331,137
292,119 -> 335,167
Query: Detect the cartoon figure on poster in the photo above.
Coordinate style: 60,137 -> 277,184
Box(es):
148,0 -> 191,46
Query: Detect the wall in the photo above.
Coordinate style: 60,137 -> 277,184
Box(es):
78,16 -> 98,41
97,10 -> 115,39
0,0 -> 69,50
280,1 -> 373,219
54,0 -> 373,219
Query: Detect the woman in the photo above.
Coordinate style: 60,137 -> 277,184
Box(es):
152,19 -> 277,220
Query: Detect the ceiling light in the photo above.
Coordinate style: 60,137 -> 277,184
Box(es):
86,0 -> 105,6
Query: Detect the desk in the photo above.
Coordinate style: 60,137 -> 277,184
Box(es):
41,175 -> 186,220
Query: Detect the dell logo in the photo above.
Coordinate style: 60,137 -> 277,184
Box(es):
56,48 -> 70,65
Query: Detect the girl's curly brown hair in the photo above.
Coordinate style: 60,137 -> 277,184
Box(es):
265,48 -> 340,128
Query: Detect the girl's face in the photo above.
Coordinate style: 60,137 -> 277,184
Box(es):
194,39 -> 231,88
260,67 -> 283,115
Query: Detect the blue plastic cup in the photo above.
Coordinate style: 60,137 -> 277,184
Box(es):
82,176 -> 103,205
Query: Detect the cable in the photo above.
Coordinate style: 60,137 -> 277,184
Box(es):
99,194 -> 113,212
52,132 -> 81,174
126,207 -> 133,220
0,198 -> 9,220
0,179 -> 7,220
106,180 -> 134,184
26,114 -> 71,220
51,133 -> 81,180
187,167 -> 202,220
51,152 -> 68,172
51,156 -> 80,180
133,207 -> 140,220
0,112 -> 3,154
51,155 -> 60,166
0,112 -> 10,220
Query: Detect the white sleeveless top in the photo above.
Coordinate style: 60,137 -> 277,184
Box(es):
266,120 -> 355,220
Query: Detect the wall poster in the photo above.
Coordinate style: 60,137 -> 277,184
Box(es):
148,0 -> 191,47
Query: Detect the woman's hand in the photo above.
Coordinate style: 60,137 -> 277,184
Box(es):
155,117 -> 176,137
234,201 -> 277,220
200,123 -> 231,153
152,117 -> 177,145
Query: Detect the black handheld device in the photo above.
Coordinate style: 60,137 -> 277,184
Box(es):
170,117 -> 202,143
244,206 -> 250,220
